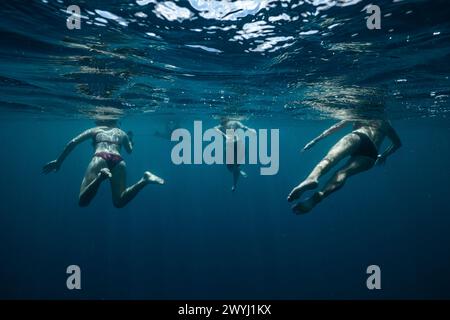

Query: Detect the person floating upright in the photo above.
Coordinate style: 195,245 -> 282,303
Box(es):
215,117 -> 256,192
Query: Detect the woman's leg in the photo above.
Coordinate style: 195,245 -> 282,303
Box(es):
110,162 -> 164,208
288,133 -> 360,202
227,163 -> 244,192
292,156 -> 375,214
79,157 -> 110,207
232,165 -> 240,192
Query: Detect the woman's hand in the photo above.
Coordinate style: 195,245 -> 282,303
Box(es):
42,160 -> 60,174
376,154 -> 386,166
302,139 -> 317,152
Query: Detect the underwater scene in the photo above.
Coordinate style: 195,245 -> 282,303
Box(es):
0,0 -> 450,299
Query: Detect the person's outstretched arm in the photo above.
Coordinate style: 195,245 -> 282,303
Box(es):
42,128 -> 96,174
302,120 -> 349,151
214,125 -> 229,139
376,123 -> 402,165
236,121 -> 256,134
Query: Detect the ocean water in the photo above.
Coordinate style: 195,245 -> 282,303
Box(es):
0,0 -> 450,299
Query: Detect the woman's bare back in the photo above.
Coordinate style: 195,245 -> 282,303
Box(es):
93,126 -> 128,155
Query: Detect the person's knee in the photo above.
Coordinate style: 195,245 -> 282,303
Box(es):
335,170 -> 347,183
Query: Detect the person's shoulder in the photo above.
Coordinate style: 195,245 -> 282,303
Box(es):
382,121 -> 395,134
116,128 -> 129,138
87,126 -> 103,134
230,120 -> 244,128
377,119 -> 391,128
118,128 -> 127,134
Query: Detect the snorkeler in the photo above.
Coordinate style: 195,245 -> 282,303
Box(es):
287,119 -> 401,213
215,117 -> 256,192
43,118 -> 164,208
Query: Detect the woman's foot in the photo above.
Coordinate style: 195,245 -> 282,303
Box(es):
287,179 -> 318,202
143,171 -> 165,185
292,192 -> 322,214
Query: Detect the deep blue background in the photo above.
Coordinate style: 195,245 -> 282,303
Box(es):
0,116 -> 449,299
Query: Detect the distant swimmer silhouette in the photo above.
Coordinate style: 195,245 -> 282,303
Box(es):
214,117 -> 256,192
287,119 -> 401,214
154,118 -> 180,140
43,117 -> 164,208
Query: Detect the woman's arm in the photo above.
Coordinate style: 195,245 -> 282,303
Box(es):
302,120 -> 349,151
124,131 -> 133,154
43,128 -> 96,173
237,121 -> 257,134
214,125 -> 228,138
377,124 -> 401,165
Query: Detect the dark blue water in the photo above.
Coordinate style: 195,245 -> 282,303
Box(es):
1,0 -> 450,299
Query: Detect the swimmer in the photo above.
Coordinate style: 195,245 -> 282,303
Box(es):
287,119 -> 401,214
215,117 -> 256,192
43,118 -> 164,208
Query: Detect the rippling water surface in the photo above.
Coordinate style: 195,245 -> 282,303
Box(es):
0,0 -> 449,119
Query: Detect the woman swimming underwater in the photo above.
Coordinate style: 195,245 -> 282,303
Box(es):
43,118 -> 164,208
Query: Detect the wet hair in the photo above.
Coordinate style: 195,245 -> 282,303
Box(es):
219,116 -> 229,125
94,119 -> 119,127
356,86 -> 388,120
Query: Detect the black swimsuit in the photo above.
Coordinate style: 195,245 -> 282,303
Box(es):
352,131 -> 378,160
